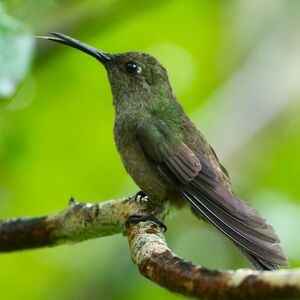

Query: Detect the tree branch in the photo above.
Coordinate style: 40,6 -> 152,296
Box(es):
0,196 -> 147,251
0,197 -> 299,299
127,220 -> 300,300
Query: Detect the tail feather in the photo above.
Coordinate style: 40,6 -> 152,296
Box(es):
181,184 -> 288,269
238,248 -> 279,270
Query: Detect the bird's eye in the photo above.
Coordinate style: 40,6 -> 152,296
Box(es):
125,62 -> 142,74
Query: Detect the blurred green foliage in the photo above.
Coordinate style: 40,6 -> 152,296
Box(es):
0,1 -> 300,299
0,3 -> 34,98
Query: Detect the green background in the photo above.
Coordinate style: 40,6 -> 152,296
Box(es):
1,1 -> 300,299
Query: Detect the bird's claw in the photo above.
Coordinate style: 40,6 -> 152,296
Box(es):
126,214 -> 167,232
134,191 -> 149,203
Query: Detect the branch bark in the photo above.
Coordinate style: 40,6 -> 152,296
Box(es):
0,196 -> 147,251
0,197 -> 299,300
127,220 -> 300,300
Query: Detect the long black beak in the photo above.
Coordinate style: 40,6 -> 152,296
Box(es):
38,32 -> 113,63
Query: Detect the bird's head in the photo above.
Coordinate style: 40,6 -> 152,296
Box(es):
43,33 -> 173,108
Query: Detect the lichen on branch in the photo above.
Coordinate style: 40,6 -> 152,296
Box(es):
0,196 -> 146,251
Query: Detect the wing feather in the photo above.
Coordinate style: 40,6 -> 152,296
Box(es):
136,117 -> 288,269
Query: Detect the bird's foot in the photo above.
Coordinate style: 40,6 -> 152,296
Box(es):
126,214 -> 167,232
134,191 -> 149,203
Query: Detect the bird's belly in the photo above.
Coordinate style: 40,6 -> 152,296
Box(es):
115,135 -> 169,201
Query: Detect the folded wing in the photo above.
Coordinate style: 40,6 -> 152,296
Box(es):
136,117 -> 288,269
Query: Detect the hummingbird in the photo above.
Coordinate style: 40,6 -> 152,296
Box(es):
42,32 -> 288,271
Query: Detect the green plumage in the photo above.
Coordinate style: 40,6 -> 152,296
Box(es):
46,32 -> 288,271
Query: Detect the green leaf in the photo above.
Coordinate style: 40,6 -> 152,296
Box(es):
0,4 -> 34,99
